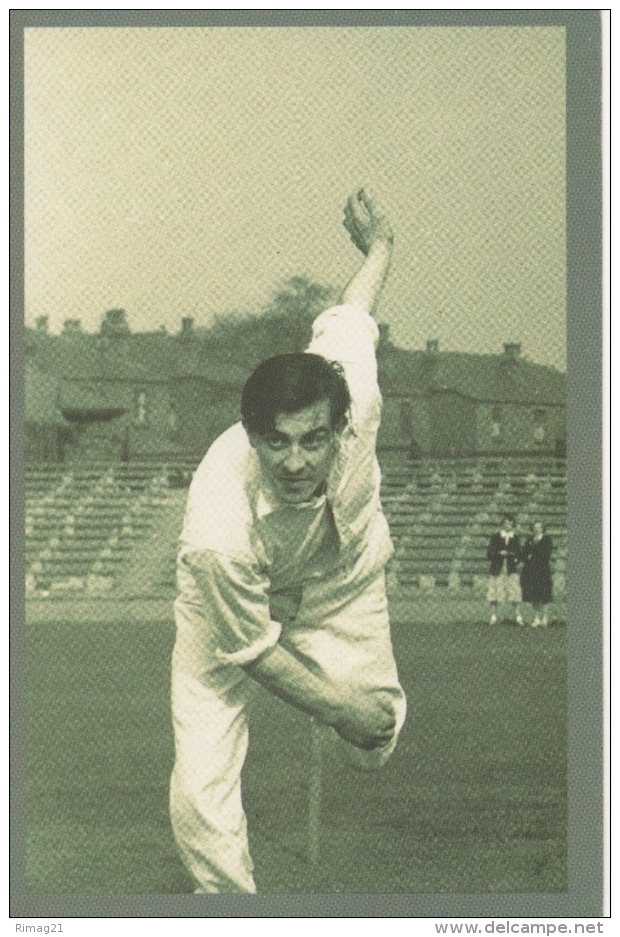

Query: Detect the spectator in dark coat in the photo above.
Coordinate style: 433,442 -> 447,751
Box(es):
486,515 -> 523,626
520,521 -> 553,627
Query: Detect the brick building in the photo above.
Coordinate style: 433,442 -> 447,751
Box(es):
377,335 -> 565,457
25,316 -> 565,464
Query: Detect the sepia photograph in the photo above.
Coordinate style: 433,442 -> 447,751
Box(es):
12,9 -> 604,920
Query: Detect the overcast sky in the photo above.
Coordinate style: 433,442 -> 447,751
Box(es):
25,26 -> 566,369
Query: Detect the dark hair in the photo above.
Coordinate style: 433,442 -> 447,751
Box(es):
241,353 -> 351,436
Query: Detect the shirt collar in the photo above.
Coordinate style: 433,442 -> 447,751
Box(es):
256,483 -> 328,519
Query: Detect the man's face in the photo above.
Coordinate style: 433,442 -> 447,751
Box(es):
501,518 -> 514,534
249,398 -> 341,505
532,522 -> 543,537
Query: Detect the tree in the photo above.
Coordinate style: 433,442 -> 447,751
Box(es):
208,277 -> 337,367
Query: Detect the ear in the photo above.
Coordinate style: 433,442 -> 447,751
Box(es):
332,414 -> 347,437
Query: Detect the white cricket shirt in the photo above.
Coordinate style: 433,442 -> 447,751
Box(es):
175,303 -> 394,668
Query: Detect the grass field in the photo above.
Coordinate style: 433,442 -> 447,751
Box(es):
25,598 -> 567,895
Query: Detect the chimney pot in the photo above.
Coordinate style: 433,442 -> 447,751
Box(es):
503,343 -> 521,359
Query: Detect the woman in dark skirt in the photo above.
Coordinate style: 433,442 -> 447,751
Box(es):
520,521 -> 553,627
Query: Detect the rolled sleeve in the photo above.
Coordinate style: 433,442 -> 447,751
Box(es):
182,549 -> 281,667
307,303 -> 379,370
306,303 -> 381,429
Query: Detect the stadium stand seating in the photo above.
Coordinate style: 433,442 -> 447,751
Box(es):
24,454 -> 566,598
25,461 -> 195,597
380,453 -> 566,592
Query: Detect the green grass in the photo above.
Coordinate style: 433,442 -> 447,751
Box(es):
24,607 -> 567,894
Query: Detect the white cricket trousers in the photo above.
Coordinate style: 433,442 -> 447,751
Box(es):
170,570 -> 407,893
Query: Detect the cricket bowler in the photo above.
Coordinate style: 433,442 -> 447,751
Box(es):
170,189 -> 407,893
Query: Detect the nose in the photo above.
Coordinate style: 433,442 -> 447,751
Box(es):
282,444 -> 307,474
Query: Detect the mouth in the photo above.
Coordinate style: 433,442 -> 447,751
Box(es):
279,477 -> 311,489
276,477 -> 317,499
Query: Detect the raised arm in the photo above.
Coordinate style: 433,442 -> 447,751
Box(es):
341,188 -> 394,314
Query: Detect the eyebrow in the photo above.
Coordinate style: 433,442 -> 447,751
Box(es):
268,426 -> 331,443
300,427 -> 330,443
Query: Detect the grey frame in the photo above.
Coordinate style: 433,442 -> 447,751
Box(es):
10,9 -> 603,919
